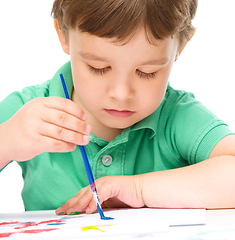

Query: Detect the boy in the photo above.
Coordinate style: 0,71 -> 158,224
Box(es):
1,0 -> 235,215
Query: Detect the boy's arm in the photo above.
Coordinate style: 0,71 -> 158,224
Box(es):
142,153 -> 235,208
56,135 -> 235,214
142,134 -> 235,209
0,122 -> 12,169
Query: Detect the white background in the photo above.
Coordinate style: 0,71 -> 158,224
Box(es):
0,1 -> 234,212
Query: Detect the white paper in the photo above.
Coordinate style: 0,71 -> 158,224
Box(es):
0,208 -> 206,239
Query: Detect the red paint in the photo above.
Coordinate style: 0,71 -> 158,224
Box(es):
0,219 -> 65,238
0,219 -> 66,229
0,232 -> 14,238
0,221 -> 19,226
14,222 -> 37,229
0,228 -> 57,238
20,228 -> 57,234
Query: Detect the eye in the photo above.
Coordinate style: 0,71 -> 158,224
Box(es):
136,69 -> 157,79
88,65 -> 111,75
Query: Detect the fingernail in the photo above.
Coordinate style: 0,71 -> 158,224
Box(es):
91,211 -> 96,214
82,113 -> 87,121
83,135 -> 89,143
56,208 -> 64,215
69,211 -> 81,215
85,124 -> 91,134
72,144 -> 77,149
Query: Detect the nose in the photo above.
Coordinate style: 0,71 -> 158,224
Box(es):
108,78 -> 134,101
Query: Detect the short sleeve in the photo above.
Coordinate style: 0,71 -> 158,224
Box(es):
164,87 -> 234,165
0,81 -> 50,124
194,124 -> 233,162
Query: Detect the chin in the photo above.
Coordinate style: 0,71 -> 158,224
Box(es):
104,119 -> 138,130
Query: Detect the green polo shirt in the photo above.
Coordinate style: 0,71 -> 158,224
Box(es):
0,61 -> 233,211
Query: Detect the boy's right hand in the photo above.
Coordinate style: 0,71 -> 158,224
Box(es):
0,97 -> 91,165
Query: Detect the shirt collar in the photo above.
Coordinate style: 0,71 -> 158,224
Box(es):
49,61 -> 73,98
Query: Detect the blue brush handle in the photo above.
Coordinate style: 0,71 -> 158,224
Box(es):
79,145 -> 95,185
60,74 -> 113,220
60,74 -> 70,99
60,74 -> 95,186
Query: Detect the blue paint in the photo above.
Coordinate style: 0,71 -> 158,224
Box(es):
60,74 -> 114,221
97,204 -> 114,220
47,223 -> 66,226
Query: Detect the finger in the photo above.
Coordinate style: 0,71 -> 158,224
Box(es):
38,121 -> 90,146
97,176 -> 145,208
67,189 -> 96,215
43,97 -> 87,120
85,198 -> 99,214
96,181 -> 118,203
55,187 -> 90,215
85,181 -> 120,213
93,177 -> 128,207
41,107 -> 91,135
34,134 -> 77,154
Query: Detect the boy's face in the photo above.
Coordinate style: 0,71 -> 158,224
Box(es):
59,27 -> 181,141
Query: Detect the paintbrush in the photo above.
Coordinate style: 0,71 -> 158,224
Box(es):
60,73 -> 113,220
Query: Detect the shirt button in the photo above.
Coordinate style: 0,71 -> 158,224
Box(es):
102,155 -> 113,166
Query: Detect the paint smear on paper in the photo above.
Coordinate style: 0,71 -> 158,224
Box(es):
0,228 -> 57,238
0,219 -> 65,230
81,224 -> 113,232
0,222 -> 19,226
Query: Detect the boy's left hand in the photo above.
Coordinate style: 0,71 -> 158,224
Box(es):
55,175 -> 145,215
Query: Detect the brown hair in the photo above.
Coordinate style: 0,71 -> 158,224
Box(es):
51,0 -> 197,43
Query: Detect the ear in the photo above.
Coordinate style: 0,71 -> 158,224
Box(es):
175,29 -> 196,61
54,20 -> 70,55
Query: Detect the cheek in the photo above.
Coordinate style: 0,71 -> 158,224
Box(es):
75,80 -> 97,101
138,76 -> 168,114
140,89 -> 163,112
73,73 -> 104,110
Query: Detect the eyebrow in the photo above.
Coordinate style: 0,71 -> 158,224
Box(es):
139,58 -> 169,66
79,52 -> 169,66
79,52 -> 109,62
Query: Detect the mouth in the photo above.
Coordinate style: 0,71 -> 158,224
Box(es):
104,109 -> 135,118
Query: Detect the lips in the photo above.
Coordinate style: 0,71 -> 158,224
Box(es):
105,109 -> 135,118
